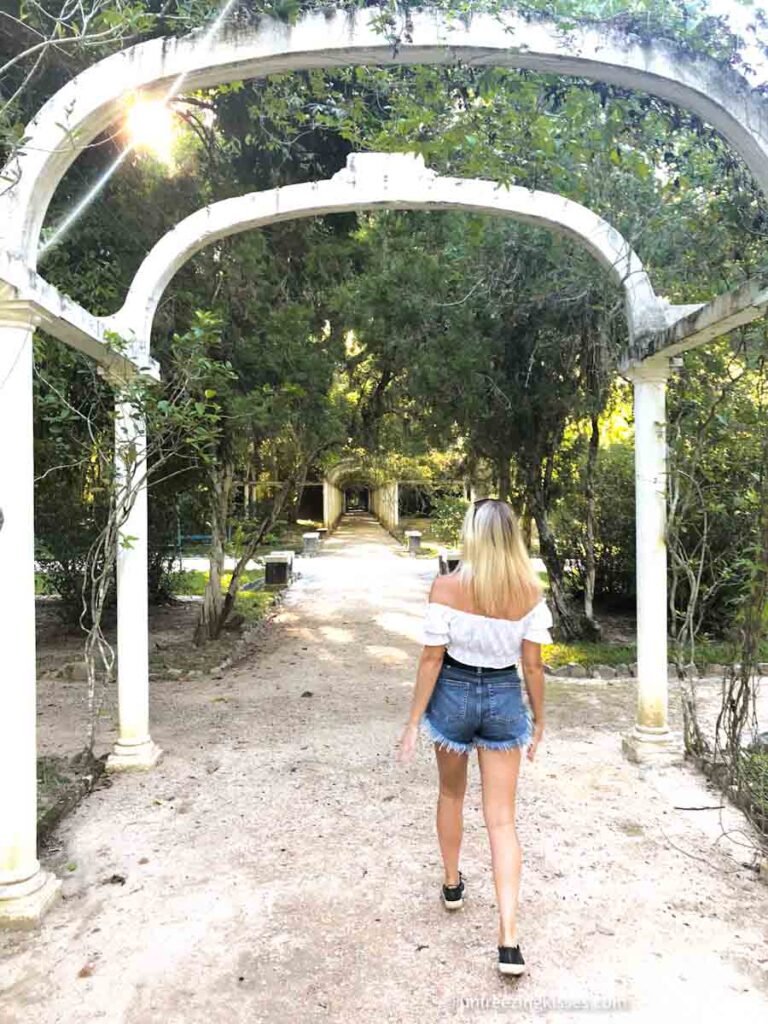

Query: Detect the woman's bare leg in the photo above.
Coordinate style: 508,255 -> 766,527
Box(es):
434,745 -> 469,886
477,747 -> 523,945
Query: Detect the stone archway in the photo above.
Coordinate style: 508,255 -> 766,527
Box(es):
3,6 -> 768,265
105,152 -> 666,352
324,455 -> 400,533
82,154 -> 674,800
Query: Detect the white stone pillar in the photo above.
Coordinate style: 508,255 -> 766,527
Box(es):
0,305 -> 61,926
106,401 -> 161,771
622,359 -> 682,764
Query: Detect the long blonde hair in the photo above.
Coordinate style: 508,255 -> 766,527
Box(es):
457,498 -> 542,617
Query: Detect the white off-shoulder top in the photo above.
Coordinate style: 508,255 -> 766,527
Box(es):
421,597 -> 554,668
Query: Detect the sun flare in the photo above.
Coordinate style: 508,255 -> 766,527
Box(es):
125,98 -> 177,165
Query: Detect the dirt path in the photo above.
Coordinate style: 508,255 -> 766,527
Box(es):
2,514 -> 767,1024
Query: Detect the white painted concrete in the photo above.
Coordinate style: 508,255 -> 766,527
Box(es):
323,479 -> 343,530
371,479 -> 400,533
106,153 -> 664,350
3,7 -> 768,266
622,358 -> 681,763
0,311 -> 61,924
107,403 -> 161,772
631,274 -> 768,364
0,253 -> 158,375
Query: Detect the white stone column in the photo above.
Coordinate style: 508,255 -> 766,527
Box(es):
622,358 -> 682,764
106,400 -> 161,771
0,304 -> 61,926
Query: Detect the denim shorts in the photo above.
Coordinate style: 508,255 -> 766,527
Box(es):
420,661 -> 533,755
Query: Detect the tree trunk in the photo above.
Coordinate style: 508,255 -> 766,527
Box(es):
497,457 -> 511,501
195,453 -> 318,643
194,462 -> 234,646
583,412 -> 602,637
527,476 -> 596,641
217,474 -> 296,632
521,499 -> 534,551
286,461 -> 310,523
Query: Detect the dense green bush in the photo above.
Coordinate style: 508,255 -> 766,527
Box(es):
552,442 -> 636,605
430,496 -> 469,545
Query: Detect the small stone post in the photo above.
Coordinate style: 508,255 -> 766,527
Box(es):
405,529 -> 421,555
265,553 -> 291,586
302,531 -> 320,556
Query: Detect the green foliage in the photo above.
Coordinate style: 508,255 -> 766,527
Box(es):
168,568 -> 263,596
553,440 -> 636,603
14,0 -> 768,652
667,337 -> 768,636
430,496 -> 469,545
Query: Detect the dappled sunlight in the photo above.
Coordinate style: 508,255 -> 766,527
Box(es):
318,626 -> 355,645
363,645 -> 411,665
373,611 -> 424,646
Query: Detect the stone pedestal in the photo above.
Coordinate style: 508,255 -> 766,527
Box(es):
405,529 -> 421,555
106,738 -> 163,773
302,532 -> 320,556
271,549 -> 295,575
265,553 -> 291,586
317,528 -> 328,542
0,870 -> 62,930
622,726 -> 684,766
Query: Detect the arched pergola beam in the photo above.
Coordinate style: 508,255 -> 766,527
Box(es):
103,153 -> 663,347
3,6 -> 768,267
323,456 -> 397,531
326,462 -> 388,489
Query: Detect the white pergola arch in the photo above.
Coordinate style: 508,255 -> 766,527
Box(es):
323,452 -> 401,532
3,6 -> 768,265
4,6 -> 768,927
106,154 -> 664,349
94,154 -> 674,797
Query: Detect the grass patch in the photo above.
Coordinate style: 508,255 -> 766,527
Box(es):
169,567 -> 264,597
234,589 -> 275,623
543,641 -> 636,668
543,639 -> 768,669
737,749 -> 768,826
35,572 -> 54,595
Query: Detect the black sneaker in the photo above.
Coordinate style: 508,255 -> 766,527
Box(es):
498,943 -> 526,976
441,871 -> 465,910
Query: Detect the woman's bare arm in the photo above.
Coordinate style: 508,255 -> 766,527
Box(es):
520,639 -> 545,760
406,645 -> 445,727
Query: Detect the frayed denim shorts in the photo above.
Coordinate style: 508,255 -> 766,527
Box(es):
420,661 -> 533,755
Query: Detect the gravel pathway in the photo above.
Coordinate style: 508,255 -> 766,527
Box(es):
1,514 -> 767,1024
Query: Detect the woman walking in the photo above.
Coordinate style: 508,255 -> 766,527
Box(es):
396,498 -> 552,976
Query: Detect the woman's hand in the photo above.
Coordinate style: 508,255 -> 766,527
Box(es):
396,722 -> 419,764
527,717 -> 544,762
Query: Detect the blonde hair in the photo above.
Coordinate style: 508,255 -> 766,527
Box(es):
457,499 -> 542,617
